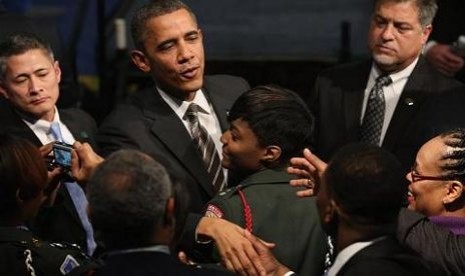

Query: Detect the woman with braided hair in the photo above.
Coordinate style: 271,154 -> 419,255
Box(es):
407,128 -> 465,234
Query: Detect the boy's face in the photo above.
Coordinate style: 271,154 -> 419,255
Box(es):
220,118 -> 267,172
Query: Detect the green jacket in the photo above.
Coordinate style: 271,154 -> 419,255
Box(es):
0,227 -> 100,276
206,168 -> 327,276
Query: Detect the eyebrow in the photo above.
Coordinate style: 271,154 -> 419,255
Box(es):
13,68 -> 48,79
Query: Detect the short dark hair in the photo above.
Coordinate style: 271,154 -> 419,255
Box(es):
88,150 -> 173,250
439,128 -> 465,183
373,0 -> 438,26
228,84 -> 315,165
324,143 -> 405,225
0,134 -> 47,222
130,0 -> 197,51
0,33 -> 54,81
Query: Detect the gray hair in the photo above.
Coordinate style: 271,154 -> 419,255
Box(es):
0,33 -> 54,81
87,149 -> 173,249
130,0 -> 197,51
374,0 -> 438,27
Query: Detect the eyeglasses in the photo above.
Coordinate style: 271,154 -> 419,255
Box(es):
410,166 -> 452,183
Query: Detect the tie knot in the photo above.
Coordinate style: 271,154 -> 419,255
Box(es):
185,103 -> 200,122
50,122 -> 63,142
376,75 -> 392,87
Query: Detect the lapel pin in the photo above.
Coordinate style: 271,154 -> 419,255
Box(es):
80,131 -> 89,139
404,97 -> 414,106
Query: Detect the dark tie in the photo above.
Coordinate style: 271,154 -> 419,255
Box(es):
49,122 -> 97,255
185,103 -> 226,193
360,75 -> 392,145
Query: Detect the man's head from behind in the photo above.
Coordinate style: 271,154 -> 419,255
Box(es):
130,0 -> 204,100
88,150 -> 175,250
0,33 -> 61,122
368,0 -> 437,73
317,143 -> 405,237
221,84 -> 315,175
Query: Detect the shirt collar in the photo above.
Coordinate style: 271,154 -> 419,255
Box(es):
328,236 -> 386,276
20,106 -> 61,133
157,86 -> 212,119
371,56 -> 419,84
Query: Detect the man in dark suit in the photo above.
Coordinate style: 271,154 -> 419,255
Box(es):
88,150 -> 229,276
309,0 -> 464,173
246,144 -> 438,275
98,0 -> 254,274
97,1 -> 260,273
97,1 -> 249,213
0,33 -> 97,255
424,0 -> 465,82
315,144 -> 437,275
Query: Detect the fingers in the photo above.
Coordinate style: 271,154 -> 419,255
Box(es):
302,148 -> 327,172
296,189 -> 315,197
177,251 -> 196,266
70,148 -> 80,177
39,142 -> 54,157
71,142 -> 103,184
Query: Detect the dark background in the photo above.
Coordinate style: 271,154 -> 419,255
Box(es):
3,0 -> 374,120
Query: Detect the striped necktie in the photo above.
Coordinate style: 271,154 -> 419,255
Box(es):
185,103 -> 226,193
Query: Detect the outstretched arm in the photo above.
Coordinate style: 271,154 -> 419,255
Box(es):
397,208 -> 465,275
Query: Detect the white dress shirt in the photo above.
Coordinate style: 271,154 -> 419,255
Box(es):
361,57 -> 419,145
21,106 -> 75,145
157,87 -> 224,156
328,236 -> 386,276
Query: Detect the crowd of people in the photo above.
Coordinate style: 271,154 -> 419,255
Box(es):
1,0 -> 465,275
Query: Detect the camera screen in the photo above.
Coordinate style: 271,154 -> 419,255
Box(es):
53,144 -> 72,168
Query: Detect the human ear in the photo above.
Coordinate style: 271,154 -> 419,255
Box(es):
443,181 -> 464,204
164,197 -> 176,227
54,61 -> 62,84
0,82 -> 9,99
322,199 -> 338,225
131,50 -> 151,73
262,145 -> 281,163
421,24 -> 432,44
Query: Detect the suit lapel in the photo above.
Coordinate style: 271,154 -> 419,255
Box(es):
0,101 -> 43,146
141,89 -> 215,197
203,77 -> 233,131
343,61 -> 372,139
382,58 -> 429,150
60,110 -> 92,144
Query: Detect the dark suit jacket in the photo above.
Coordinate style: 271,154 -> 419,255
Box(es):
97,75 -> 249,213
95,251 -> 230,276
0,99 -> 97,252
337,236 -> 438,276
397,208 -> 465,276
309,57 -> 464,172
97,75 -> 249,255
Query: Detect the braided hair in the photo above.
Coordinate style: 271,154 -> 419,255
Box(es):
440,128 -> 465,183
